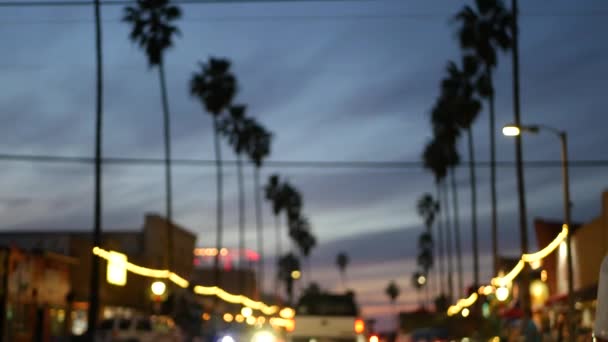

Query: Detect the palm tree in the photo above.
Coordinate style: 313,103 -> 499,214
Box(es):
277,252 -> 301,305
411,271 -> 425,308
416,193 -> 438,299
289,214 -> 316,282
265,175 -> 286,260
245,119 -> 272,295
385,280 -> 400,311
220,105 -> 251,292
416,232 -> 433,306
124,0 -> 181,270
440,59 -> 483,287
431,91 -> 465,299
455,0 -> 512,274
422,140 -> 453,300
87,0 -> 104,337
336,252 -> 349,290
190,58 -> 237,288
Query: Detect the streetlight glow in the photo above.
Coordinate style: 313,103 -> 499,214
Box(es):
151,281 -> 167,296
461,308 -> 470,318
496,286 -> 509,302
502,125 -> 521,137
241,307 -> 253,318
291,270 -> 301,280
417,275 -> 427,286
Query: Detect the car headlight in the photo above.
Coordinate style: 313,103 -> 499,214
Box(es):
220,335 -> 236,342
251,330 -> 276,342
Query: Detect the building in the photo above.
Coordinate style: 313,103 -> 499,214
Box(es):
534,190 -> 608,334
0,213 -> 197,336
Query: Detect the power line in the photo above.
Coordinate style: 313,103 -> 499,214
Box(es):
0,152 -> 607,169
0,0 -> 380,7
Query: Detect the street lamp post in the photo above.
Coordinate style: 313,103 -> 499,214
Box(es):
503,124 -> 574,342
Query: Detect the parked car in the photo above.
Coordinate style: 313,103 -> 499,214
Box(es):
96,316 -> 183,342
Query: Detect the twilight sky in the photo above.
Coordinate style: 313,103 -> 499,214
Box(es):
1,0 -> 607,330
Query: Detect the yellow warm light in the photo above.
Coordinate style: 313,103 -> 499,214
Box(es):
193,285 -> 280,315
502,125 -> 521,137
541,270 -> 548,282
93,247 -> 189,288
106,251 -> 127,286
457,293 -> 478,308
291,270 -> 301,280
223,313 -> 234,322
257,316 -> 266,324
270,317 -> 295,331
235,314 -> 245,323
447,305 -> 461,316
530,259 -> 542,270
417,275 -> 426,286
279,307 -> 295,319
492,260 -> 525,287
246,316 -> 256,325
522,225 -> 568,263
483,285 -> 494,296
202,313 -> 210,321
241,307 -> 253,318
461,308 -> 470,318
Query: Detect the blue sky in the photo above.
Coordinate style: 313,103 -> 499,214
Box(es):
0,0 -> 607,330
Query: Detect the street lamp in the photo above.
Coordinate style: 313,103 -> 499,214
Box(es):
151,281 -> 167,296
502,123 -> 574,341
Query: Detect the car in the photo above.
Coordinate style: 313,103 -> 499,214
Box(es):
96,316 -> 183,342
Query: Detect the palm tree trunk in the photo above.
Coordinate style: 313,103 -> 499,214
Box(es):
450,168 -> 464,298
254,167 -> 264,297
159,58 -> 174,271
442,181 -> 454,302
467,128 -> 479,287
237,153 -> 245,294
435,183 -> 445,296
511,0 -> 532,329
274,214 -> 281,298
213,116 -> 224,291
87,0 -> 103,337
487,67 -> 499,276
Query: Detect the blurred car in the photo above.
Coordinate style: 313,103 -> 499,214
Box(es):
96,315 -> 183,342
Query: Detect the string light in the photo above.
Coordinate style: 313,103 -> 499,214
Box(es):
491,260 -> 525,288
447,223 -> 569,315
93,247 -> 285,315
522,224 -> 568,263
93,247 -> 189,288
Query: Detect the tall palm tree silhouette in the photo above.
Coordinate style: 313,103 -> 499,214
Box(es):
124,0 -> 181,269
455,0 -> 512,274
289,213 -> 316,282
278,252 -> 300,305
336,252 -> 349,290
245,118 -> 272,295
440,59 -> 482,287
220,105 -> 251,292
431,87 -> 464,298
422,139 -> 453,300
416,193 -> 438,298
190,58 -> 237,288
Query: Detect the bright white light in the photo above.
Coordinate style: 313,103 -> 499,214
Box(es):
496,286 -> 509,302
107,251 -> 127,286
559,241 -> 568,257
530,260 -> 542,270
252,331 -> 276,342
241,307 -> 253,318
461,308 -> 470,318
151,281 -> 166,296
502,125 -> 521,137
417,275 -> 426,285
221,335 -> 235,342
